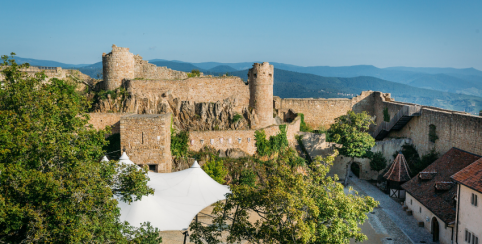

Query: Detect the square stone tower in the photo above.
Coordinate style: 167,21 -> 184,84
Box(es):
120,113 -> 172,173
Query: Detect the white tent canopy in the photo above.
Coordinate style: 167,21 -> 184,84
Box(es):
117,161 -> 231,231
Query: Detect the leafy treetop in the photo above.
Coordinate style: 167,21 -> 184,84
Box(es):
0,53 -> 161,243
328,110 -> 375,159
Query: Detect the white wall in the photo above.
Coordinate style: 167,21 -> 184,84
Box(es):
455,184 -> 482,244
406,193 -> 454,244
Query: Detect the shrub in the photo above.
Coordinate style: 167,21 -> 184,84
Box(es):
298,113 -> 313,132
255,125 -> 289,156
187,69 -> 201,77
232,113 -> 243,123
369,151 -> 387,173
171,130 -> 189,158
202,158 -> 228,184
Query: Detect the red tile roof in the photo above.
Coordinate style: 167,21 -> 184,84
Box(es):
451,158 -> 482,193
402,148 -> 481,224
384,152 -> 411,182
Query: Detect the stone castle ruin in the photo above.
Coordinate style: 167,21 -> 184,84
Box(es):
87,44 -> 482,178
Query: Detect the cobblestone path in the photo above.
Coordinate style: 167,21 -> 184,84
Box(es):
347,173 -> 437,244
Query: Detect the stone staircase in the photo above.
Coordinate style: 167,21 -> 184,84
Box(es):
372,105 -> 422,140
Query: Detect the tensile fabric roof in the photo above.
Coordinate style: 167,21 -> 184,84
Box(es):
117,161 -> 231,231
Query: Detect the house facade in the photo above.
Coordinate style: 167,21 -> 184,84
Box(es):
452,158 -> 482,244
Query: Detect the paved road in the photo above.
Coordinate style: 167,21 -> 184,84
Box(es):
347,173 -> 437,244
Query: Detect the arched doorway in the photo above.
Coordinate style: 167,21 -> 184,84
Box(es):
432,217 -> 439,242
351,162 -> 360,178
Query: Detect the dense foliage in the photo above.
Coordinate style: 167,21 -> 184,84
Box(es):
254,125 -> 289,156
328,111 -> 375,159
189,148 -> 378,244
202,158 -> 228,184
0,54 -> 161,243
171,129 -> 190,158
298,113 -> 313,132
369,151 -> 388,173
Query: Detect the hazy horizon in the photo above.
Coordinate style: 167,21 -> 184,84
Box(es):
1,0 -> 481,69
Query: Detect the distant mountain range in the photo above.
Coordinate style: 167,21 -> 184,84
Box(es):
9,56 -> 482,114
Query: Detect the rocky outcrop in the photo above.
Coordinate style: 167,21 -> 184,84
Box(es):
92,91 -> 257,131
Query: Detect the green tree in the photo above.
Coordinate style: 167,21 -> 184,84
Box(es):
189,149 -> 378,243
369,151 -> 388,174
328,111 -> 375,183
0,54 -> 161,243
202,158 -> 228,184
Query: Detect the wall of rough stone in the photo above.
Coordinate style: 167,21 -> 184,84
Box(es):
277,98 -> 352,130
274,91 -> 380,130
0,66 -> 93,90
102,45 -> 135,91
189,116 -> 301,155
120,114 -> 172,173
125,76 -> 250,113
133,55 -> 187,80
248,62 -> 275,129
372,93 -> 482,156
88,113 -> 131,134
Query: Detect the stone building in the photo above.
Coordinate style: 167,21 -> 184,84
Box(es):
119,114 -> 172,173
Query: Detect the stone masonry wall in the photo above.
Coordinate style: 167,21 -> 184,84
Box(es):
277,98 -> 352,130
275,91 -> 379,130
102,45 -> 135,91
133,55 -> 187,80
189,116 -> 301,155
372,92 -> 482,156
88,113 -> 132,135
125,76 -> 250,113
120,114 -> 172,173
248,62 -> 275,129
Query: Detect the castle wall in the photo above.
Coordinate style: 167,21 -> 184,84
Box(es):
125,77 -> 250,112
0,66 -> 92,89
278,98 -> 352,129
133,55 -> 187,80
275,91 -> 376,130
120,114 -> 172,173
189,117 -> 301,155
102,45 -> 135,91
372,93 -> 482,156
88,112 -> 132,134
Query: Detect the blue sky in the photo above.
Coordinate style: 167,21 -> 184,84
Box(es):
1,0 -> 481,69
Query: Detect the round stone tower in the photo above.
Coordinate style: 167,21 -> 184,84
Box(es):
102,44 -> 135,90
248,62 -> 275,129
